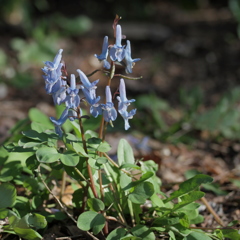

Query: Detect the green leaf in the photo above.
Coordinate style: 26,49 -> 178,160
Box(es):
87,137 -> 102,149
172,191 -> 205,212
153,217 -> 180,226
120,173 -> 132,190
72,142 -> 89,157
186,231 -> 213,240
96,157 -> 108,164
28,108 -> 52,128
87,198 -> 105,212
60,150 -> 79,166
202,183 -> 228,195
128,182 -> 154,204
121,236 -> 141,240
123,172 -> 154,191
69,121 -> 82,138
26,155 -> 39,171
8,210 -> 20,227
164,174 -> 213,203
88,157 -> 106,170
0,161 -> 22,182
36,146 -> 60,163
22,130 -> 48,142
18,137 -> 41,148
169,231 -> 176,240
28,213 -> 47,229
31,122 -> 51,133
131,224 -> 155,240
97,141 -> 111,152
107,228 -> 127,240
0,183 -> 16,208
118,139 -> 135,166
77,211 -> 105,235
0,208 -> 9,218
13,227 -> 43,240
221,229 -> 240,240
120,163 -> 141,170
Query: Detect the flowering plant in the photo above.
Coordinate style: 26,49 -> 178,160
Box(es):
1,15 -> 238,240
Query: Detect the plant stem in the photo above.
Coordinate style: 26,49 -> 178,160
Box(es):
77,107 -> 98,199
97,61 -> 115,236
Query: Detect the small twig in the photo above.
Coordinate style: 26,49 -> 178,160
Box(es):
60,171 -> 67,199
114,74 -> 142,80
191,226 -> 240,230
86,69 -> 101,77
37,165 -> 77,224
201,197 -> 225,227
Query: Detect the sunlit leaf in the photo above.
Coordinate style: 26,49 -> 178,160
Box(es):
36,146 -> 60,163
87,198 -> 105,212
128,182 -> 154,204
118,139 -> 135,166
164,174 -> 213,203
60,150 -> 79,166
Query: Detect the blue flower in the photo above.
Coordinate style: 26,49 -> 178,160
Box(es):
101,86 -> 117,122
94,36 -> 111,69
51,79 -> 67,105
117,78 -> 136,130
77,69 -> 99,96
65,74 -> 80,109
121,109 -> 136,130
117,78 -> 135,113
68,109 -> 78,121
124,40 -> 141,74
77,69 -> 102,117
109,25 -> 125,62
44,49 -> 63,71
50,107 -> 69,137
42,49 -> 63,94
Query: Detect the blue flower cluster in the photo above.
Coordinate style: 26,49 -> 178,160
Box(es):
94,24 -> 141,73
42,23 -> 140,136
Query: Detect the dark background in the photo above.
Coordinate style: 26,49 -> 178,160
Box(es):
0,0 -> 240,141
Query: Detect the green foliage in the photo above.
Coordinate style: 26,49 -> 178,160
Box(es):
135,87 -> 240,143
0,183 -> 46,239
3,106 -> 239,239
77,211 -> 105,235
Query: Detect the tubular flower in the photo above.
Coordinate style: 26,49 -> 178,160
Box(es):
77,69 -> 102,117
117,78 -> 136,130
94,36 -> 111,69
124,40 -> 141,74
50,107 -> 69,137
51,79 -> 67,105
65,74 -> 80,109
109,25 -> 125,62
42,49 -> 63,94
101,86 -> 117,122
